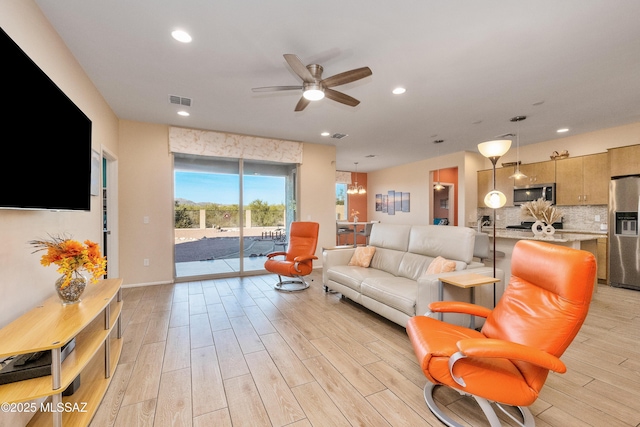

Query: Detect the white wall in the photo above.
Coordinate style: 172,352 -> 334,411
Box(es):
298,143 -> 337,264
368,151 -> 483,227
118,121 -> 175,286
117,122 -> 336,286
368,122 -> 640,230
499,122 -> 640,165
0,0 -> 119,328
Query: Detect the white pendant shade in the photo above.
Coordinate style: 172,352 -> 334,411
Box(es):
484,190 -> 507,209
478,139 -> 512,158
509,168 -> 527,180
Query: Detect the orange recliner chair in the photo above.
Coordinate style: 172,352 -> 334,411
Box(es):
407,240 -> 596,427
264,221 -> 319,291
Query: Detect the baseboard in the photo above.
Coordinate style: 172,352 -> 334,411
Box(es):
122,280 -> 174,289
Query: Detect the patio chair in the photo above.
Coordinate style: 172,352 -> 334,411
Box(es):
264,221 -> 319,291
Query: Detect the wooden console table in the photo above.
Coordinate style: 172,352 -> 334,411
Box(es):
438,273 -> 499,329
0,278 -> 123,427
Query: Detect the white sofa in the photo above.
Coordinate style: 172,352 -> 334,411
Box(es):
322,223 -> 504,327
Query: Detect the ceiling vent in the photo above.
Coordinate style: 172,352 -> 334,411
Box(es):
331,133 -> 348,140
169,95 -> 192,107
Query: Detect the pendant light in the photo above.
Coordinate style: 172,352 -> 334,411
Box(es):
509,115 -> 527,180
433,140 -> 445,191
347,162 -> 366,195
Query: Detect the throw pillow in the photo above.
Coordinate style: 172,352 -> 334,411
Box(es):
348,246 -> 376,267
426,256 -> 456,274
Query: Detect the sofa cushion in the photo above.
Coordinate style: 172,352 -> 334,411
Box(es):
397,252 -> 432,281
361,277 -> 417,316
348,246 -> 376,267
325,265 -> 395,292
369,247 -> 406,276
368,223 -> 412,251
426,256 -> 456,274
408,225 -> 476,264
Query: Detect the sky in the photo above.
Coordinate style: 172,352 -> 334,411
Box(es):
175,171 -> 285,205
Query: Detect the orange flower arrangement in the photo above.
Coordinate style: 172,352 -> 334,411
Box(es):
30,234 -> 107,289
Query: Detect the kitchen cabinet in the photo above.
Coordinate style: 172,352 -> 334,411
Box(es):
477,166 -> 514,208
597,237 -> 607,282
513,160 -> 556,186
609,144 -> 640,177
555,153 -> 608,205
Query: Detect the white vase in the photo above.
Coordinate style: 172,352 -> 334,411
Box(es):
531,220 -> 545,238
543,223 -> 556,239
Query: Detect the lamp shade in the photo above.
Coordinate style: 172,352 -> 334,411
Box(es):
478,139 -> 512,158
484,190 -> 507,209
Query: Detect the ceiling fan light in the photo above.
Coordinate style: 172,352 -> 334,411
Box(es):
303,88 -> 324,101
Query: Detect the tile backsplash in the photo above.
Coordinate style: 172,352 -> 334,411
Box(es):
478,204 -> 608,233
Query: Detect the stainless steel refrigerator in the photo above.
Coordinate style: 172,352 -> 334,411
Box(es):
609,176 -> 640,290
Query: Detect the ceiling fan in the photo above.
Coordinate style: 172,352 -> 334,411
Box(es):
252,54 -> 372,111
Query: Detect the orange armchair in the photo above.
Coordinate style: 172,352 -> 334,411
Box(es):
264,221 -> 319,291
407,240 -> 596,427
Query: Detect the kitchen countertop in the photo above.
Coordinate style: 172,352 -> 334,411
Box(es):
478,226 -> 604,240
488,229 -> 601,242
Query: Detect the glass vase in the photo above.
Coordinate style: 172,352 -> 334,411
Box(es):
55,270 -> 87,305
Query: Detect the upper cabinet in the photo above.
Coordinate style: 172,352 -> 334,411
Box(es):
476,151 -> 617,208
556,153 -> 609,205
513,160 -> 556,186
609,144 -> 640,177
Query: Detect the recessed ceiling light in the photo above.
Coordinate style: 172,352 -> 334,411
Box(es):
321,132 -> 330,136
171,30 -> 192,43
392,87 -> 406,95
177,110 -> 190,117
557,128 -> 569,133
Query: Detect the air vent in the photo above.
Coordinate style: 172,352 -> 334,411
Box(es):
169,95 -> 192,107
331,133 -> 348,140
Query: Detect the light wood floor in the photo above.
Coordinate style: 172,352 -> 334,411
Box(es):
90,270 -> 640,427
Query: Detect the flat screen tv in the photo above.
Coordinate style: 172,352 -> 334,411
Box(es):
0,27 -> 92,211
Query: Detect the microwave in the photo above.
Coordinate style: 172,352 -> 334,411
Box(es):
513,183 -> 556,206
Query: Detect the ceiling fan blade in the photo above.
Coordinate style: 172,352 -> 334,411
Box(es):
322,67 -> 372,88
284,54 -> 315,83
252,85 -> 302,92
324,88 -> 360,107
294,96 -> 310,112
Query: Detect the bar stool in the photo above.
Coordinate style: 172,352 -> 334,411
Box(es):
336,222 -> 352,245
357,222 -> 376,245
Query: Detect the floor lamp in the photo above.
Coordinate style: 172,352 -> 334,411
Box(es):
477,139 -> 511,307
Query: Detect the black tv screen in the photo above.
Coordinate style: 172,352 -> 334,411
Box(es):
0,27 -> 92,211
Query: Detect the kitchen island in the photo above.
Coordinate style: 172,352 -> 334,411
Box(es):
485,229 -> 599,291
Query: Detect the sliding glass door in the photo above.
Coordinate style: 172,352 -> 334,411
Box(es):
173,154 -> 296,280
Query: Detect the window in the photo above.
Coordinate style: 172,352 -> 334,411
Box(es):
336,183 -> 347,220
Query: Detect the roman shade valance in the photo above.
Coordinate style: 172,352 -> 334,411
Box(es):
169,126 -> 303,164
336,171 -> 352,184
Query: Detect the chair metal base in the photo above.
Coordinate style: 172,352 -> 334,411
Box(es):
273,275 -> 309,292
423,382 -> 535,427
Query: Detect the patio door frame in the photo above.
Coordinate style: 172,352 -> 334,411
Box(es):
173,155 -> 298,281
